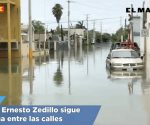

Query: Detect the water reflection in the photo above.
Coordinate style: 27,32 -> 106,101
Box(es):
34,56 -> 49,65
0,58 -> 22,105
106,69 -> 144,95
140,52 -> 150,125
28,59 -> 34,105
1,43 -> 97,105
141,52 -> 150,95
53,50 -> 64,85
53,67 -> 63,85
1,43 -> 150,125
107,70 -> 144,79
68,49 -> 71,95
128,79 -> 134,94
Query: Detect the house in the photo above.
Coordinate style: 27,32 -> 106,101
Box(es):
62,28 -> 85,46
21,24 -> 36,57
63,28 -> 85,37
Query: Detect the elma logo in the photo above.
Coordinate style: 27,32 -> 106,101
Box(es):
126,8 -> 150,13
0,96 -> 5,104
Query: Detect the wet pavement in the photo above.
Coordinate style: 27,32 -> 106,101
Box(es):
0,43 -> 150,125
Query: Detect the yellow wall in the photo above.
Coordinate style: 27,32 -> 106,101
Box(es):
0,4 -> 8,41
0,0 -> 21,58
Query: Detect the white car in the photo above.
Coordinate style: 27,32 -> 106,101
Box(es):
106,49 -> 144,71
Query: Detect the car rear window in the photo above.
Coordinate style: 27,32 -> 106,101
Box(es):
112,51 -> 140,58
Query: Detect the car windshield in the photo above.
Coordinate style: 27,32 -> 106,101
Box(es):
111,50 -> 140,58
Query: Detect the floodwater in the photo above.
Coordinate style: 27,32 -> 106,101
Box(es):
1,43 -> 150,125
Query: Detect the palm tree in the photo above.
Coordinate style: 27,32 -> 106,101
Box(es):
52,4 -> 63,28
76,21 -> 85,29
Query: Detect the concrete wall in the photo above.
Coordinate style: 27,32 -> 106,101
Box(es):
132,17 -> 141,46
0,4 -> 7,40
133,17 -> 141,33
21,43 -> 29,57
20,42 -> 37,57
0,0 -> 21,58
34,33 -> 52,41
70,29 -> 85,36
0,0 -> 21,42
63,28 -> 85,37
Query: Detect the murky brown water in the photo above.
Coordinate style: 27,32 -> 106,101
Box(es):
0,43 -> 150,125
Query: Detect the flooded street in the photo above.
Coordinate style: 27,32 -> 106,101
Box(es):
1,43 -> 150,125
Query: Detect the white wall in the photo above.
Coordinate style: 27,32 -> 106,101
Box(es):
133,17 -> 141,32
70,29 -> 85,36
21,43 -> 29,57
133,17 -> 141,46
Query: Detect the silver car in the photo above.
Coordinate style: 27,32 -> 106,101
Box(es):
106,49 -> 144,71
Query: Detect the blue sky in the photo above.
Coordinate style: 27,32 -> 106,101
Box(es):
21,0 -> 146,33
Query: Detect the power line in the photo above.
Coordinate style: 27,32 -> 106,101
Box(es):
46,16 -> 125,25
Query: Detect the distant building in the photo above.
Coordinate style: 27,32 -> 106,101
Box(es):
63,28 -> 85,37
21,24 -> 36,57
70,28 -> 85,37
21,24 -> 35,42
129,16 -> 141,46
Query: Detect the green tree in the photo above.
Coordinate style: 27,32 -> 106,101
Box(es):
111,33 -> 117,42
95,31 -> 101,43
53,68 -> 63,85
76,21 -> 85,29
102,33 -> 111,42
32,20 -> 45,34
115,27 -> 128,42
52,4 -> 63,28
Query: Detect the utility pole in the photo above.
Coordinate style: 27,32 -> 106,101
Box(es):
86,14 -> 89,44
100,22 -> 102,42
29,0 -> 32,59
67,0 -> 70,49
120,16 -> 123,42
125,18 -> 127,28
131,4 -> 134,43
44,24 -> 46,51
92,20 -> 95,44
143,1 -> 147,56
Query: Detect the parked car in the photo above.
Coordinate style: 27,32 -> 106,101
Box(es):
106,49 -> 144,71
110,42 -> 140,55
